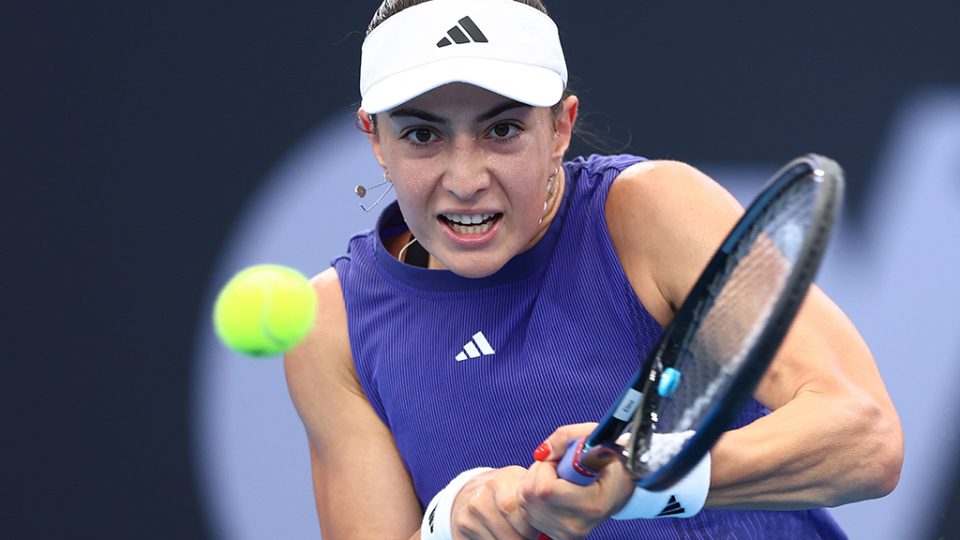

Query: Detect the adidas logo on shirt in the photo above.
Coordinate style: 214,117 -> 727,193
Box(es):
437,16 -> 488,48
455,331 -> 495,361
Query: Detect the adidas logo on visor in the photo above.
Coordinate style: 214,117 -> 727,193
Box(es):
437,16 -> 488,47
455,331 -> 495,361
657,495 -> 686,517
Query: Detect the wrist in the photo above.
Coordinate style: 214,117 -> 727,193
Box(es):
612,449 -> 711,520
421,467 -> 493,539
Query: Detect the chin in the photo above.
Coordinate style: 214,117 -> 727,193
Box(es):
444,254 -> 508,279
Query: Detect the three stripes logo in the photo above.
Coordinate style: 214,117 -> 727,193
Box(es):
437,16 -> 488,48
455,331 -> 495,361
657,495 -> 686,517
427,505 -> 437,533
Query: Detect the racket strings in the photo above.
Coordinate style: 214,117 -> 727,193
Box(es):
640,178 -> 821,469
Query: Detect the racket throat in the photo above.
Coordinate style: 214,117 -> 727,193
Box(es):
578,443 -> 626,473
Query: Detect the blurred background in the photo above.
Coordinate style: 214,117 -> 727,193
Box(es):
4,1 -> 959,538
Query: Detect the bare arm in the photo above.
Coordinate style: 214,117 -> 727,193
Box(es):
287,271 -> 563,539
285,268 -> 423,538
605,160 -> 903,509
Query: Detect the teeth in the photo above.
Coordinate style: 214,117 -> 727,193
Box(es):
443,212 -> 495,224
441,212 -> 498,235
449,221 -> 494,234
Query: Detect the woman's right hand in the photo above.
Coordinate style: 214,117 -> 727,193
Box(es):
450,466 -> 541,540
517,424 -> 636,540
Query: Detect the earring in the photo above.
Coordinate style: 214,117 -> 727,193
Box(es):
540,167 -> 560,225
355,172 -> 393,212
545,167 -> 558,197
354,112 -> 375,134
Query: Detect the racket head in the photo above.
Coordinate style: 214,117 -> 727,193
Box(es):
624,154 -> 844,490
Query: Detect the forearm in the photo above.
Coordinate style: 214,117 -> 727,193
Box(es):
706,389 -> 902,510
311,448 -> 422,538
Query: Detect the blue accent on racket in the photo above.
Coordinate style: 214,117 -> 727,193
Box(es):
658,368 -> 682,398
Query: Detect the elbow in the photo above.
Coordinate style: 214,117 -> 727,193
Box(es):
876,454 -> 903,499
864,414 -> 904,500
858,439 -> 903,503
831,396 -> 904,505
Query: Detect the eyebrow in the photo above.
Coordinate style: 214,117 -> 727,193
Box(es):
477,100 -> 530,122
389,108 -> 446,124
388,99 -> 531,124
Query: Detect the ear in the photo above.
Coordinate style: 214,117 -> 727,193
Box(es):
357,108 -> 387,168
552,95 -> 579,160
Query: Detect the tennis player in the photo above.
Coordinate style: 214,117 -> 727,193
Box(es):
285,1 -> 903,538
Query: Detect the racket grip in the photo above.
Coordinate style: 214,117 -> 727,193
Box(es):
555,438 -> 600,486
535,439 -> 601,540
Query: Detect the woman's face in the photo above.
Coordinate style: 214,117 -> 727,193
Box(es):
366,83 -> 578,278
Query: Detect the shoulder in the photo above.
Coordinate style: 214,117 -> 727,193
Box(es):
284,267 -> 359,422
606,159 -> 742,248
605,160 -> 744,320
564,154 -> 646,188
606,160 -> 739,221
286,266 -> 351,375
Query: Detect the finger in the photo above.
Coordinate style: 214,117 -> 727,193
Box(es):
462,484 -> 528,540
481,517 -> 529,540
526,460 -> 614,537
494,484 -> 540,539
595,459 -> 637,506
492,465 -> 540,536
452,492 -> 500,540
465,520 -> 523,540
527,459 -> 574,508
532,423 -> 598,462
454,467 -> 535,540
519,461 -> 576,534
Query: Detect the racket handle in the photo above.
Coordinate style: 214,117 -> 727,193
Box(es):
555,438 -> 600,486
535,438 -> 602,539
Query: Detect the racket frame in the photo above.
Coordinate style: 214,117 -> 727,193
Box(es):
571,154 -> 844,491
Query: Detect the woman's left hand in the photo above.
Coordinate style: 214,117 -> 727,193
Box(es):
517,423 -> 636,540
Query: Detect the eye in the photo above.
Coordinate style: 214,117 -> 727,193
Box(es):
487,122 -> 522,140
402,127 -> 439,146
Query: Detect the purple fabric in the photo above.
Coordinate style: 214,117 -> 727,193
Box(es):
333,154 -> 845,538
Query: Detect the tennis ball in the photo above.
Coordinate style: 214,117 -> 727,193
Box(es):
213,264 -> 317,357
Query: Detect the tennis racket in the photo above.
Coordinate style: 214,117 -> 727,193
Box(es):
545,154 -> 843,521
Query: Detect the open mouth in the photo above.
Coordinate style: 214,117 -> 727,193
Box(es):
439,212 -> 503,235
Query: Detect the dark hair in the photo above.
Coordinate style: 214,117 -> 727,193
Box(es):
367,0 -> 551,35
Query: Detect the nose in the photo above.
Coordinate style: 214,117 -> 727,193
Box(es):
441,136 -> 491,201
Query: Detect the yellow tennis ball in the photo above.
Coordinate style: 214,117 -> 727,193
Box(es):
213,264 -> 317,357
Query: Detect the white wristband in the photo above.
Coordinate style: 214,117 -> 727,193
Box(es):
421,467 -> 493,540
612,450 -> 711,520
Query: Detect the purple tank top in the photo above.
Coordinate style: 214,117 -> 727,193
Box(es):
333,154 -> 845,538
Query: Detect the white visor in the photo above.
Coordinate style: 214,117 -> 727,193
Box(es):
360,0 -> 567,114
